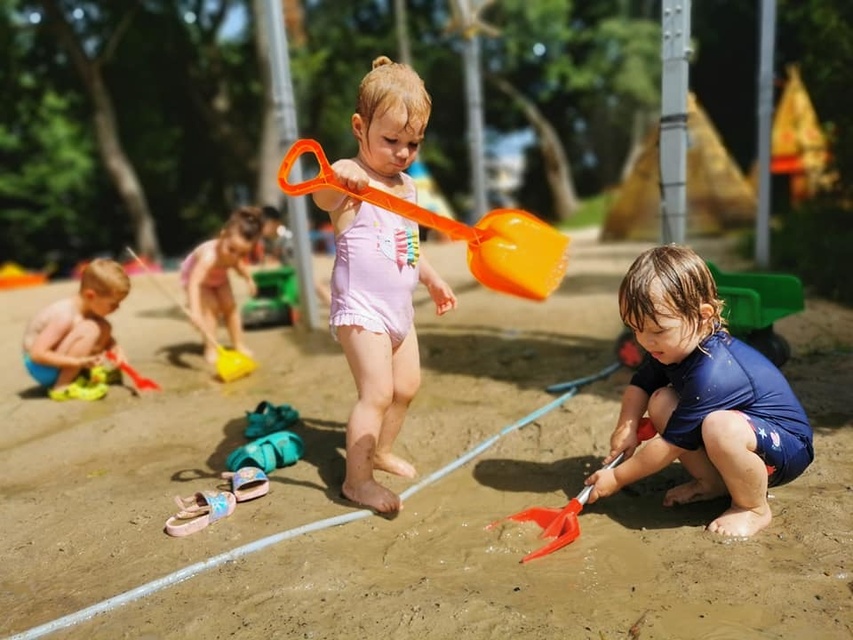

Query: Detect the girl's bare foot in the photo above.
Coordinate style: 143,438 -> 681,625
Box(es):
706,504 -> 772,537
342,479 -> 402,513
374,452 -> 416,478
663,479 -> 728,506
234,343 -> 254,358
203,346 -> 218,364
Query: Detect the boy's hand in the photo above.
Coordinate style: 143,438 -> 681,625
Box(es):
246,276 -> 258,298
584,468 -> 618,505
77,354 -> 101,369
107,345 -> 127,367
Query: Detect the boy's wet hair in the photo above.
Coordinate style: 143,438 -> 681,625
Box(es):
80,259 -> 131,297
225,206 -> 264,242
619,244 -> 724,339
356,55 -> 432,136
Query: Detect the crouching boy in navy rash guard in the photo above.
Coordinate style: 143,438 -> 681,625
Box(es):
585,245 -> 813,537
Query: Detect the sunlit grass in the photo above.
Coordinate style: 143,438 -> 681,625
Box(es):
558,191 -> 614,230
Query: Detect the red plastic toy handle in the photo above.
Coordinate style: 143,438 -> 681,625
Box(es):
277,139 -> 481,243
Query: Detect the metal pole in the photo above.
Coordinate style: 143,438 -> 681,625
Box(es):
264,0 -> 321,330
463,34 -> 488,222
659,0 -> 692,244
755,0 -> 776,269
454,0 -> 489,223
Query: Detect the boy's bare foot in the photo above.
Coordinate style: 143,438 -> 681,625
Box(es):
203,347 -> 218,364
374,452 -> 417,478
342,479 -> 402,513
663,479 -> 728,506
706,505 -> 772,537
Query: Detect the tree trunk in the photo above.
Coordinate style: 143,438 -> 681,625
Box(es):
620,108 -> 656,182
253,0 -> 287,210
490,76 -> 579,220
40,0 -> 162,260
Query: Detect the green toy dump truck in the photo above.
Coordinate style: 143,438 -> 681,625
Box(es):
241,266 -> 300,328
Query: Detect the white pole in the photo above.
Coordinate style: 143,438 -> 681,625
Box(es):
755,0 -> 776,269
264,0 -> 321,330
659,0 -> 692,244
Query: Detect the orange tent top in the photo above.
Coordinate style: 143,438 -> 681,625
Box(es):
771,65 -> 829,175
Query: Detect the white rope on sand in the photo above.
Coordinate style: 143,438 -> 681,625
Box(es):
9,363 -> 619,639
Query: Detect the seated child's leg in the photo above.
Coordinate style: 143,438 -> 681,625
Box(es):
649,386 -> 730,507
53,318 -> 104,388
701,410 -> 772,537
663,448 -> 728,506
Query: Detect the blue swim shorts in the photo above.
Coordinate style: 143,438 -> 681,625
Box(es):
23,352 -> 60,387
742,413 -> 814,488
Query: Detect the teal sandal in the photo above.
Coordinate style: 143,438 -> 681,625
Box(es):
244,401 -> 300,439
226,431 -> 304,473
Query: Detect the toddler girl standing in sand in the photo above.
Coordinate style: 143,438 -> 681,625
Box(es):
311,56 -> 457,514
181,206 -> 262,364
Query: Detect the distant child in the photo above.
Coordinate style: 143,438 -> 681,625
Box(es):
181,206 -> 262,364
22,258 -> 131,401
311,56 -> 457,513
585,245 -> 813,537
257,205 -> 292,267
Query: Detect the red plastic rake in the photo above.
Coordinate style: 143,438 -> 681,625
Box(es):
488,418 -> 657,563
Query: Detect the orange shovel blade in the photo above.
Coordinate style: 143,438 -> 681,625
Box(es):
468,210 -> 570,301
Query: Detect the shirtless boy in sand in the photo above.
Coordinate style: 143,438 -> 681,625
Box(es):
22,258 -> 130,401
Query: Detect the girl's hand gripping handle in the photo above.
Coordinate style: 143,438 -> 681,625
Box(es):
277,139 -> 482,243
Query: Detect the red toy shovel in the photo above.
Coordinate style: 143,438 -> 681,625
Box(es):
488,418 -> 658,563
106,351 -> 162,392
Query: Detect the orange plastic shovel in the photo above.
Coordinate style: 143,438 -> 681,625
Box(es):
488,418 -> 658,563
105,351 -> 162,392
278,139 -> 570,301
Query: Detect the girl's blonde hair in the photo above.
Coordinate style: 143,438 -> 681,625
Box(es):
619,244 -> 725,340
80,259 -> 131,297
356,56 -> 432,135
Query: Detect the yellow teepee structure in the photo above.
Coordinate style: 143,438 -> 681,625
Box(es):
770,65 -> 834,202
602,93 -> 756,242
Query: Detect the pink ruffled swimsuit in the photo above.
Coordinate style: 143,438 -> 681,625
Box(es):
330,197 -> 421,346
180,240 -> 230,289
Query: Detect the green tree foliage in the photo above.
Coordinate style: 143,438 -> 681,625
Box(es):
0,4 -> 97,269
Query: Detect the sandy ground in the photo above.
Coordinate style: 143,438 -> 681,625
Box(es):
1,230 -> 851,640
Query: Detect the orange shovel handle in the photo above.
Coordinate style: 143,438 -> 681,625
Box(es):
278,139 -> 484,244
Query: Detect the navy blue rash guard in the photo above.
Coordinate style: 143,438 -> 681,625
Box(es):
630,331 -> 813,451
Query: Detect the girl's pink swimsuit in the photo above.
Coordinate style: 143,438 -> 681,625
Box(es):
330,197 -> 420,346
180,240 -> 230,289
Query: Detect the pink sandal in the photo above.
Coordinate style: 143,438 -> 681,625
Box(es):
164,490 -> 237,537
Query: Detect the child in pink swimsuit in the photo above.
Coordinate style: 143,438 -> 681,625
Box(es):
312,56 -> 457,514
181,206 -> 262,364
